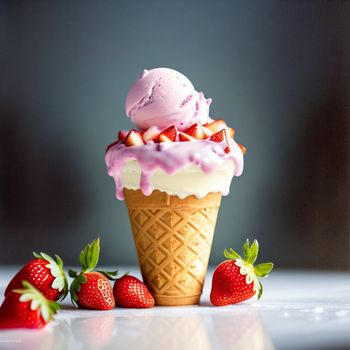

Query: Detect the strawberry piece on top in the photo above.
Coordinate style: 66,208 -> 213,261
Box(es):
124,130 -> 144,147
184,123 -> 206,140
118,130 -> 129,142
155,125 -> 177,143
205,119 -> 235,139
178,132 -> 196,142
143,126 -> 162,142
204,119 -> 227,133
209,129 -> 231,153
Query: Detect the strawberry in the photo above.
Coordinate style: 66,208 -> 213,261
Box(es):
124,130 -> 144,147
201,125 -> 214,137
205,119 -> 235,139
204,119 -> 226,132
113,275 -> 154,308
70,271 -> 115,310
184,123 -> 206,139
106,130 -> 130,153
0,281 -> 60,329
210,239 -> 273,306
69,238 -> 117,310
155,125 -> 177,143
209,129 -> 231,154
118,130 -> 129,142
178,132 -> 196,142
5,252 -> 68,302
209,129 -> 226,143
143,126 -> 162,142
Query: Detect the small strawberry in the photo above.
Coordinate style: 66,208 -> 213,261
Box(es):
184,123 -> 206,139
124,130 -> 144,147
204,119 -> 235,139
113,275 -> 154,308
178,132 -> 196,142
210,239 -> 273,306
69,238 -> 117,310
209,129 -> 231,154
204,119 -> 227,133
143,126 -> 162,142
209,129 -> 226,142
0,281 -> 60,329
155,125 -> 177,143
5,252 -> 68,302
118,130 -> 129,142
201,125 -> 214,137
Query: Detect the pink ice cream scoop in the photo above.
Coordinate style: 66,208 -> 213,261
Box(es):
125,68 -> 212,131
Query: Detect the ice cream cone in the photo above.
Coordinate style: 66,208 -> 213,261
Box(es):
124,189 -> 221,306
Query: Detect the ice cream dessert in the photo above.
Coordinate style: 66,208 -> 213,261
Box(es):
105,68 -> 245,305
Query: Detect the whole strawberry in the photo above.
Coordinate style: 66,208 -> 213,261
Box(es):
5,252 -> 68,301
0,281 -> 60,329
113,275 -> 154,308
69,238 -> 117,310
210,239 -> 273,306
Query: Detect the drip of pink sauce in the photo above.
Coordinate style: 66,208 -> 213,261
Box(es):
105,139 -> 244,200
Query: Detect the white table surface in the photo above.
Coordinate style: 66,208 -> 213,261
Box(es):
0,267 -> 349,350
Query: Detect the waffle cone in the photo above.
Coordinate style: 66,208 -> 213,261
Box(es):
124,189 -> 222,306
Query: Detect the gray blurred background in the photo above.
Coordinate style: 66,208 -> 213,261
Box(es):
0,0 -> 349,270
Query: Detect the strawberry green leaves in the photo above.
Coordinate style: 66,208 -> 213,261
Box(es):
69,273 -> 87,307
257,281 -> 264,300
245,239 -> 259,265
243,240 -> 250,260
223,248 -> 241,260
223,239 -> 274,301
14,281 -> 60,323
79,237 -> 101,272
69,238 -> 102,306
97,270 -> 118,280
254,262 -> 274,278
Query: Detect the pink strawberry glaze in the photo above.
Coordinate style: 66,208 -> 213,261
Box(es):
105,139 -> 244,200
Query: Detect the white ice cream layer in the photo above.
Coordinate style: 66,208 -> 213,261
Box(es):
121,160 -> 235,199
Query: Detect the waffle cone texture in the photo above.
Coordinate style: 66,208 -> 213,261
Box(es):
124,189 -> 222,306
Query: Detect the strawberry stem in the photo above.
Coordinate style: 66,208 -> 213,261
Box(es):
243,239 -> 250,260
79,237 -> 100,272
223,248 -> 241,260
69,237 -> 118,307
246,240 -> 259,265
96,270 -> 118,280
254,262 -> 274,278
68,269 -> 78,278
